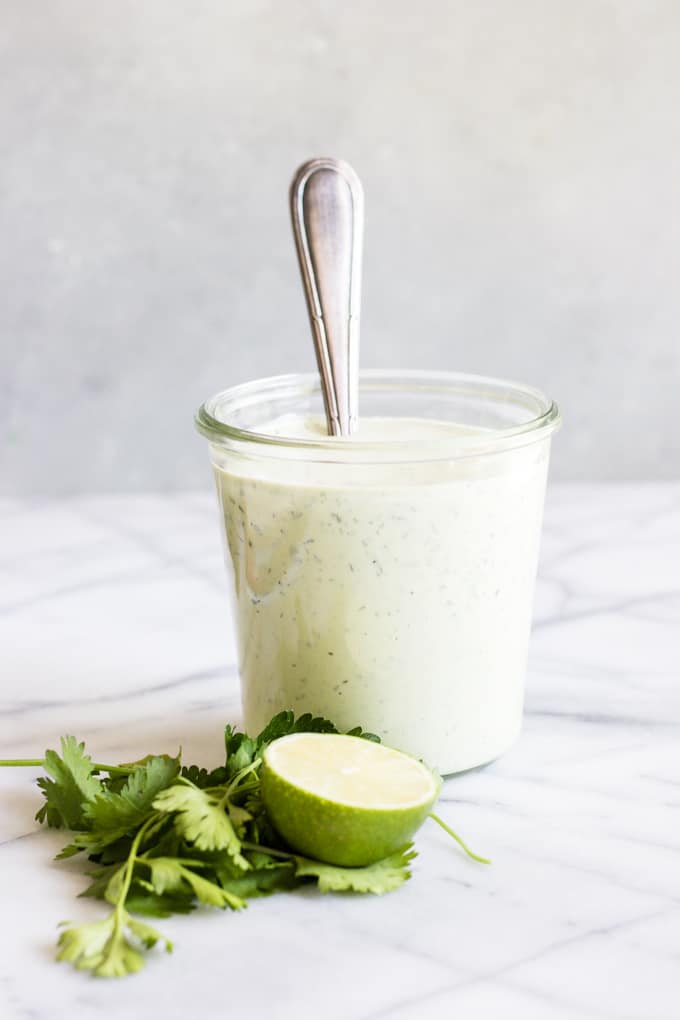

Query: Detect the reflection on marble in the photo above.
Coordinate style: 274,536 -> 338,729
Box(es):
0,484 -> 678,1019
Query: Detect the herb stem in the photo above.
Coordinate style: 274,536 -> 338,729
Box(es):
204,778 -> 259,797
240,841 -> 295,860
227,758 -> 262,795
0,758 -> 133,775
97,814 -> 160,972
0,759 -> 44,767
218,757 -> 262,808
429,812 -> 491,865
91,764 -> 135,776
119,815 -> 159,905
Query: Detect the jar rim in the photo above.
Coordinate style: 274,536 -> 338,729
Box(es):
195,369 -> 561,460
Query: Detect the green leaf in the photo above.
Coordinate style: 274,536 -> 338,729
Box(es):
97,837 -> 136,865
344,726 -> 381,743
79,865 -> 196,917
256,711 -> 338,748
152,783 -> 248,868
242,848 -> 288,870
295,845 -> 417,895
144,856 -> 245,910
104,865 -> 127,906
216,860 -> 297,899
80,865 -> 181,912
55,842 -> 84,860
122,887 -> 196,918
180,764 -> 229,788
126,915 -> 169,949
56,908 -> 171,978
227,801 -> 252,833
179,867 -> 245,910
144,856 -> 186,895
79,866 -> 119,901
224,731 -> 259,777
241,793 -> 286,849
36,737 -> 103,830
253,710 -> 380,750
224,724 -> 248,756
77,755 -> 179,853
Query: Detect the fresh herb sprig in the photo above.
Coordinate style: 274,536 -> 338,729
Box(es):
1,711 -> 487,978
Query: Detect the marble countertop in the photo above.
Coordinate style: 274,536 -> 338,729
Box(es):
1,484 -> 678,1020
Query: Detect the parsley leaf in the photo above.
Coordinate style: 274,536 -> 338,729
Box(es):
295,845 -> 417,894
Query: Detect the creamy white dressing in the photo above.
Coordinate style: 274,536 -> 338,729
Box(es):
212,414 -> 550,773
257,413 -> 484,442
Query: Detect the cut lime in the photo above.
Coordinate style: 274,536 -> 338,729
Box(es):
260,733 -> 440,867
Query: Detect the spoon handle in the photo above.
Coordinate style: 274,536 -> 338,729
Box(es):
290,157 -> 364,436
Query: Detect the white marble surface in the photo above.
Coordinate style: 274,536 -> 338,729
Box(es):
0,483 -> 678,1019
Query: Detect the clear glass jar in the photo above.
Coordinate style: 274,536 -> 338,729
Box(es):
196,370 -> 561,774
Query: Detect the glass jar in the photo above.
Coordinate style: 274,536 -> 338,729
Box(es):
196,370 -> 561,774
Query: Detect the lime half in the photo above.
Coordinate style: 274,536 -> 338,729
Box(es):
260,733 -> 440,866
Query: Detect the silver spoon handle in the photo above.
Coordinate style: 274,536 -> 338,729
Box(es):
290,157 -> 364,436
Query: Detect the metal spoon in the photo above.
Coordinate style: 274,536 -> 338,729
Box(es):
290,157 -> 364,436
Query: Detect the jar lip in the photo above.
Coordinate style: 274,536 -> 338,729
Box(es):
195,369 -> 561,458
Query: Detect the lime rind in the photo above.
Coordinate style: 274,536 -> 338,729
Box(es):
261,733 -> 439,867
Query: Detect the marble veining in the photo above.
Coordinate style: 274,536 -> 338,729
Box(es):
0,484 -> 678,1019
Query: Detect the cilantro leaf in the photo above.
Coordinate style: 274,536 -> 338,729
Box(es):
79,866 -> 197,917
223,729 -> 259,778
176,866 -> 245,910
227,801 -> 252,833
344,726 -> 381,743
76,755 -> 179,853
144,857 -> 245,910
56,909 -> 171,978
79,867 -> 118,901
152,783 -> 249,868
216,859 -> 297,899
180,764 -> 229,788
253,710 -> 381,749
255,711 -> 338,748
7,711 -> 463,982
241,792 -> 288,849
127,915 -> 172,952
36,737 -> 103,829
295,845 -> 417,894
143,856 -> 185,895
122,887 -> 196,918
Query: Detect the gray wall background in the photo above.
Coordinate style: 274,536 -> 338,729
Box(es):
1,0 -> 679,493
